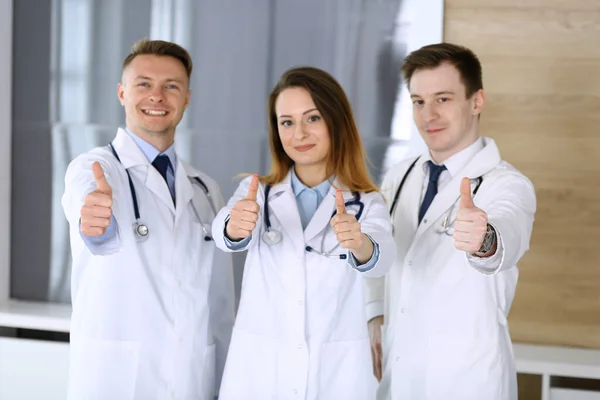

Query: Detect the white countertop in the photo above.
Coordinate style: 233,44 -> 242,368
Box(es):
0,299 -> 71,332
2,299 -> 600,382
514,342 -> 600,379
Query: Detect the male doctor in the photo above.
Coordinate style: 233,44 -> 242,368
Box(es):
62,39 -> 234,400
366,43 -> 536,400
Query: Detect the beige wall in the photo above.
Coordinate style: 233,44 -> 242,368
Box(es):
444,1 -> 600,397
444,0 -> 600,349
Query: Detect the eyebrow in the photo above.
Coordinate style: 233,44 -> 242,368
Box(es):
133,75 -> 185,84
410,91 -> 455,99
278,108 -> 319,119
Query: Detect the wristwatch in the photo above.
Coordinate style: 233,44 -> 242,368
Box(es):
478,224 -> 496,254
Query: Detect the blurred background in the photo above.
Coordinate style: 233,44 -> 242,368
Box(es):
9,0 -> 437,306
2,0 -> 600,399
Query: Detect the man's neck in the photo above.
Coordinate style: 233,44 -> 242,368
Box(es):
430,135 -> 480,165
127,126 -> 175,153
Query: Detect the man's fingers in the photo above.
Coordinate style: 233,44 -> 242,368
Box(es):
92,162 -> 112,196
81,216 -> 111,229
80,226 -> 107,237
84,192 -> 113,208
81,204 -> 113,219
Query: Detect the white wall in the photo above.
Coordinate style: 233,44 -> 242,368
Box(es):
0,0 -> 13,305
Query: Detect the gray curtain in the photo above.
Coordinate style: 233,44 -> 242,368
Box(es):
11,0 -> 407,304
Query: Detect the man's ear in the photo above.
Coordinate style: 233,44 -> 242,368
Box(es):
472,89 -> 485,116
117,82 -> 125,106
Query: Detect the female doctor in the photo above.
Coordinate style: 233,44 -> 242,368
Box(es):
212,66 -> 396,399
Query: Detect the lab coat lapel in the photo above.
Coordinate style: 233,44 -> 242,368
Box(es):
268,175 -> 305,253
111,128 -> 175,215
414,138 -> 502,239
397,157 -> 427,234
174,159 -> 195,226
303,179 -> 346,244
111,128 -> 148,169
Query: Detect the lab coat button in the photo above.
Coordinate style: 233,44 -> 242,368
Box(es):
407,261 -> 413,266
297,300 -> 303,305
396,356 -> 400,362
297,344 -> 303,350
423,219 -> 428,223
293,389 -> 299,394
400,308 -> 405,313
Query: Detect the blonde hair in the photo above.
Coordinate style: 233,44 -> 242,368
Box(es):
122,38 -> 193,80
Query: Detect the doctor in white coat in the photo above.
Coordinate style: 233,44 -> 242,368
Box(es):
212,66 -> 396,400
62,39 -> 234,400
365,43 -> 537,400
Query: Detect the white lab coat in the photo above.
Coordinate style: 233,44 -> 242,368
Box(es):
365,138 -> 536,400
62,128 -> 235,400
212,173 -> 396,400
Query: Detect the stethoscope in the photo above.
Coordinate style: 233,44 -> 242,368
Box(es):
261,184 -> 365,260
388,156 -> 483,235
108,143 -> 216,242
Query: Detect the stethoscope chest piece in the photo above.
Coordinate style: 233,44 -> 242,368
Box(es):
262,229 -> 282,246
134,221 -> 150,241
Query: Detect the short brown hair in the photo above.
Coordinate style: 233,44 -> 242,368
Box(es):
263,66 -> 378,193
401,43 -> 483,98
122,39 -> 193,80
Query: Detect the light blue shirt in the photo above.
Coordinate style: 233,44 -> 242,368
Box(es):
80,128 -> 177,246
225,169 -> 379,271
291,170 -> 331,230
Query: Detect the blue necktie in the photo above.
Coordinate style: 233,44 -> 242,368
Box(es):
152,154 -> 175,203
419,161 -> 446,224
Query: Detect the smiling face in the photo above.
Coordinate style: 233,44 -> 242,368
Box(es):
275,86 -> 331,174
409,62 -> 485,163
117,54 -> 190,145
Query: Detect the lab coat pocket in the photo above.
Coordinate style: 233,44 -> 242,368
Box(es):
319,338 -> 376,399
68,339 -> 140,400
219,330 -> 275,400
200,343 -> 216,400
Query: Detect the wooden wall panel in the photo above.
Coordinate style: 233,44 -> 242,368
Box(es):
444,0 -> 600,351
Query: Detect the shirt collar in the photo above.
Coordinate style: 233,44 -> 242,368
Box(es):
124,127 -> 177,169
290,167 -> 331,198
422,137 -> 483,178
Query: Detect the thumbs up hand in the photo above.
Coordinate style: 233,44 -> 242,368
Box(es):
330,190 -> 373,263
80,162 -> 114,237
453,177 -> 489,254
226,174 -> 261,241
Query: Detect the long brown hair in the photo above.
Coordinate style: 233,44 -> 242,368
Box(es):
262,66 -> 378,193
